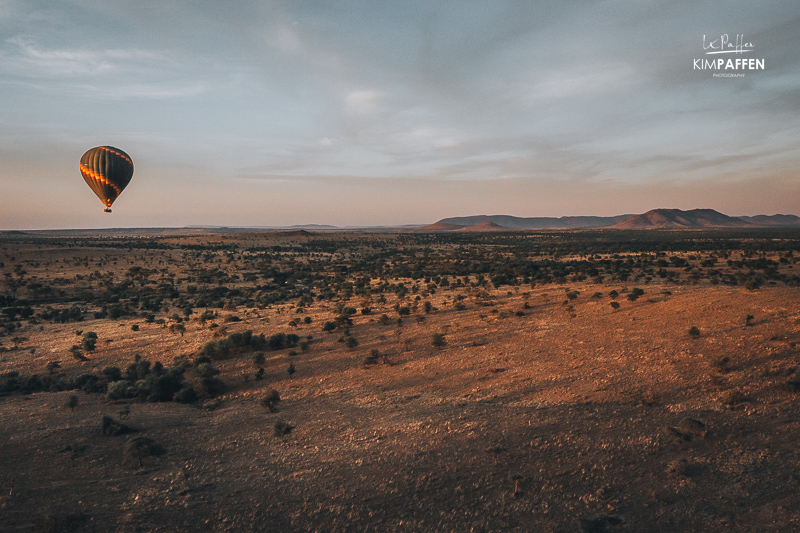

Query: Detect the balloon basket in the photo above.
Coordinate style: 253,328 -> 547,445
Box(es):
104,208 -> 112,213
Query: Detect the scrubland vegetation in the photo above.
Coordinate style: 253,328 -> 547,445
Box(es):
1,227 -> 799,532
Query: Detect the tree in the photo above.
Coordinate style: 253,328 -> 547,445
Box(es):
432,333 -> 447,349
260,389 -> 281,412
64,394 -> 78,411
81,331 -> 98,352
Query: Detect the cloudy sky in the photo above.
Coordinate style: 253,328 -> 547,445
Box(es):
1,0 -> 798,229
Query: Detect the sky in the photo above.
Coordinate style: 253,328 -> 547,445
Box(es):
1,0 -> 799,229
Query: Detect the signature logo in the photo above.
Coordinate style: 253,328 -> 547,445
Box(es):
694,34 -> 764,76
703,34 -> 754,55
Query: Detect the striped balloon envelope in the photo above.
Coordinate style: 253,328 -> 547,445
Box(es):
79,146 -> 134,212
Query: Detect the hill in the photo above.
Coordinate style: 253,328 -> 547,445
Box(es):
738,214 -> 800,226
436,214 -> 633,229
413,222 -> 467,232
611,209 -> 747,229
453,221 -> 510,232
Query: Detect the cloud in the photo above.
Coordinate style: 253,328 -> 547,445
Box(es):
0,35 -> 234,100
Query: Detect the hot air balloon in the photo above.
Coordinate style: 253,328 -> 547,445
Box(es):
79,146 -> 134,212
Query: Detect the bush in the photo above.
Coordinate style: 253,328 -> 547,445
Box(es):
64,394 -> 78,411
432,333 -> 447,348
261,389 -> 281,412
274,419 -> 294,437
720,389 -> 746,405
323,321 -> 337,332
173,386 -> 198,403
123,437 -> 165,467
106,380 -> 137,401
786,370 -> 800,392
688,326 -> 701,338
201,329 -> 267,359
104,355 -> 222,403
627,288 -> 645,302
101,415 -> 134,436
81,332 -> 98,352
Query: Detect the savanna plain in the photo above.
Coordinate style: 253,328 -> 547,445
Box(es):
1,228 -> 799,532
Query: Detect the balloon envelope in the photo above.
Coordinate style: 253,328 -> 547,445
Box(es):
79,146 -> 134,212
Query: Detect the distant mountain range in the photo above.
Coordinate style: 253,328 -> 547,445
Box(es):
2,209 -> 799,236
417,209 -> 800,231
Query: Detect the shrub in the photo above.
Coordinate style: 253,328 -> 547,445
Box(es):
711,356 -> 730,373
64,394 -> 78,411
200,339 -> 229,359
323,321 -> 337,332
261,389 -> 281,412
252,352 -> 266,368
363,349 -> 380,367
432,333 -> 447,348
274,419 -> 294,437
610,301 -> 620,311
173,386 -> 198,403
267,333 -> 286,350
688,326 -> 701,338
101,415 -> 134,436
285,333 -> 300,348
720,389 -> 746,405
105,355 -> 222,403
81,332 -> 98,352
123,437 -> 165,467
786,370 -> 800,392
73,373 -> 104,393
627,288 -> 644,302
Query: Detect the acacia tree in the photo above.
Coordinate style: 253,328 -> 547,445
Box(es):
81,332 -> 98,352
